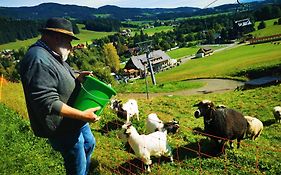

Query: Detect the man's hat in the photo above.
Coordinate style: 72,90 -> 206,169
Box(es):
39,17 -> 79,40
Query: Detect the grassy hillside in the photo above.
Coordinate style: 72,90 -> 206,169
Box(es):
0,103 -> 65,174
0,24 -> 114,51
143,26 -> 174,36
166,45 -> 224,60
251,18 -> 281,37
156,42 -> 281,83
1,83 -> 280,174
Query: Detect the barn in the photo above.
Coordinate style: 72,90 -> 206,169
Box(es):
195,47 -> 214,58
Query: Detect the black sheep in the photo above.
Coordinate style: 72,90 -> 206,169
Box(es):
194,100 -> 248,150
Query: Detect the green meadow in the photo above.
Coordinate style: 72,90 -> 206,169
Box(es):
166,47 -> 200,59
0,24 -> 114,51
1,83 -> 280,174
251,18 -> 281,37
143,26 -> 174,36
166,45 -> 224,60
156,42 -> 281,83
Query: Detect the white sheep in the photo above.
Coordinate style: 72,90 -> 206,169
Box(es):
110,99 -> 139,122
146,113 -> 164,134
120,122 -> 173,172
273,106 -> 281,123
244,116 -> 263,140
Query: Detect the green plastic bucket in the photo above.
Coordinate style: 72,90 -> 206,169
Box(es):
73,76 -> 117,115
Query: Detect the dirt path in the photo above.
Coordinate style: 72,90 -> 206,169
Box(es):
119,79 -> 244,99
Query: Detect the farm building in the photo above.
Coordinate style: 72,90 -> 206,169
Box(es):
123,50 -> 175,78
234,18 -> 252,27
195,47 -> 213,58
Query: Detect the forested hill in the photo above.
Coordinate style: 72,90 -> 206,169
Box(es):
0,3 -> 201,20
0,1 -> 279,21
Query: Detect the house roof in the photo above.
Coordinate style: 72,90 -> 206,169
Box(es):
235,18 -> 252,27
127,50 -> 171,71
197,47 -> 213,54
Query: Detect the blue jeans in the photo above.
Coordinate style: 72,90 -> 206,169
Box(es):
49,123 -> 96,175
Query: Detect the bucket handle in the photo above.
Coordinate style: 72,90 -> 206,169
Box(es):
80,84 -> 113,101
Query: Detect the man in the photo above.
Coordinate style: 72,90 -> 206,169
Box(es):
20,17 -> 100,175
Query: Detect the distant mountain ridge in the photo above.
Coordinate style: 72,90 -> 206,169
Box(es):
0,1 -> 278,21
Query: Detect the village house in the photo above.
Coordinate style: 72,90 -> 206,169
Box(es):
195,47 -> 214,58
120,29 -> 131,37
123,50 -> 175,78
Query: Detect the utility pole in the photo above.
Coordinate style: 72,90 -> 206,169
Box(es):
137,40 -> 157,99
137,40 -> 157,85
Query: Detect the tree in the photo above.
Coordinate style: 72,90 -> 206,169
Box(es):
103,43 -> 120,73
257,21 -> 266,30
278,18 -> 281,25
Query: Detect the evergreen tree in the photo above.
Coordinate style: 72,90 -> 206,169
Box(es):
258,21 -> 266,30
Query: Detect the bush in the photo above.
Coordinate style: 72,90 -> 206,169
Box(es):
257,21 -> 266,30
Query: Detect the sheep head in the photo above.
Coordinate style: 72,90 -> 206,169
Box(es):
193,100 -> 215,118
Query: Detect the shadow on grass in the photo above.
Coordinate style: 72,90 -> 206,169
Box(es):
112,155 -> 175,175
89,159 -> 101,175
97,119 -> 124,135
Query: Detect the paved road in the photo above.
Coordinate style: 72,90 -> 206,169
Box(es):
119,79 -> 244,99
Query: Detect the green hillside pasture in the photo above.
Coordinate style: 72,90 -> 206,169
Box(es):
0,103 -> 65,174
0,82 -> 27,118
130,26 -> 174,36
166,47 -> 199,59
116,79 -> 205,93
0,24 -> 114,51
143,26 -> 174,36
166,45 -> 224,60
93,84 -> 281,174
156,43 -> 281,83
73,24 -> 115,45
251,18 -> 281,37
2,84 -> 280,174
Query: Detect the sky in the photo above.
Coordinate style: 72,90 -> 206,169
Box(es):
0,0 -> 262,8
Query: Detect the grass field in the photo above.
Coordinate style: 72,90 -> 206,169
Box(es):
1,83 -> 280,174
251,18 -> 281,37
156,42 -> 281,83
143,26 -> 174,36
0,24 -> 114,51
166,45 -> 224,60
166,47 -> 200,59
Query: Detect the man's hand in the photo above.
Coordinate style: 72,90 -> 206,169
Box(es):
82,107 -> 101,122
77,71 -> 93,83
60,104 -> 101,122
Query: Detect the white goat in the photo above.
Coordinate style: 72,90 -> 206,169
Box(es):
120,122 -> 173,172
146,113 -> 164,134
273,106 -> 281,123
244,116 -> 263,140
146,113 -> 180,134
110,99 -> 139,122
